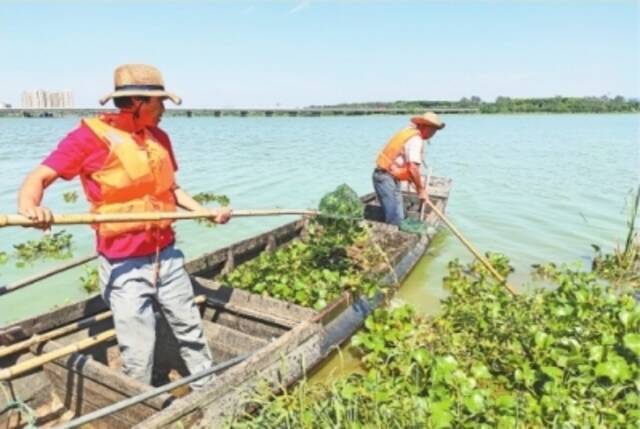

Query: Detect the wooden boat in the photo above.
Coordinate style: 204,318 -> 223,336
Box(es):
0,177 -> 452,428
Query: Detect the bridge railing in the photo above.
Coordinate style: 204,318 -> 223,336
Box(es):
0,107 -> 479,118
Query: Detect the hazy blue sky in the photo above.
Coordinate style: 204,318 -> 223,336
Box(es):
1,0 -> 638,108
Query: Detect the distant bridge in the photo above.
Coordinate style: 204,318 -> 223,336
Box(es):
0,107 -> 479,118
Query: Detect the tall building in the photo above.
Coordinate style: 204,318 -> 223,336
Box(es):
62,90 -> 74,108
21,89 -> 74,108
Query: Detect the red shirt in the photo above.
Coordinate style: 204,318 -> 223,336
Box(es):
43,115 -> 178,259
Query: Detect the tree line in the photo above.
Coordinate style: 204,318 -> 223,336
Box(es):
311,95 -> 640,113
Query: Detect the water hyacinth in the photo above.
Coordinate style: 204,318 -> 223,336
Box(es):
223,218 -> 382,311
192,192 -> 230,228
62,191 -> 78,203
227,252 -> 640,428
13,230 -> 74,267
318,184 -> 364,220
80,264 -> 99,294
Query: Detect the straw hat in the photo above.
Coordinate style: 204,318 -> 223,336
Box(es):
410,112 -> 445,129
99,64 -> 182,106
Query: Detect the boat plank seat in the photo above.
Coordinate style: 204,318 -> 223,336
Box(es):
202,320 -> 268,362
193,277 -> 316,340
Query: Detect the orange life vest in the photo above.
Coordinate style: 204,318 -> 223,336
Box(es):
81,117 -> 177,238
375,127 -> 420,181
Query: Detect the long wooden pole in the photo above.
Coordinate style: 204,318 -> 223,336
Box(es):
0,209 -> 319,228
0,295 -> 206,380
0,331 -> 116,381
0,254 -> 98,297
419,168 -> 432,222
0,305 -> 113,359
426,199 -> 518,295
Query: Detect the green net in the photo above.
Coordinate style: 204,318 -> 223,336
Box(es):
399,218 -> 434,235
318,184 -> 364,220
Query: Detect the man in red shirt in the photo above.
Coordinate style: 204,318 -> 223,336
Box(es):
18,64 -> 230,388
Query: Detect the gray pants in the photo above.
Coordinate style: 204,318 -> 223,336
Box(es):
98,243 -> 214,389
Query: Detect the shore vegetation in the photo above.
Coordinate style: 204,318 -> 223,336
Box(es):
313,95 -> 640,114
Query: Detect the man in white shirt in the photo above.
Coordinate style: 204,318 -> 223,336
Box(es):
373,112 -> 445,225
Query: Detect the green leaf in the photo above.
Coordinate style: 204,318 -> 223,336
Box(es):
534,331 -> 552,349
495,394 -> 517,411
541,366 -> 563,381
553,304 -> 574,317
313,299 -> 327,310
463,391 -> 485,414
619,310 -> 632,328
340,383 -> 357,400
589,345 -> 605,362
430,399 -> 454,429
497,416 -> 517,429
595,355 -> 632,383
471,363 -> 492,380
514,363 -> 536,387
623,333 -> 640,357
412,348 -> 430,367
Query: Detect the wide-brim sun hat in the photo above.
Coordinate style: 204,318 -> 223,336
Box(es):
99,64 -> 182,106
410,112 -> 445,129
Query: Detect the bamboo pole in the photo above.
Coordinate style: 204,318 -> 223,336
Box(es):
419,168 -> 432,222
0,254 -> 98,297
0,209 -> 320,228
0,295 -> 206,379
425,199 -> 518,296
0,306 -> 113,359
0,331 -> 116,381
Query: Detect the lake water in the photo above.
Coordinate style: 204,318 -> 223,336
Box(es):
0,114 -> 638,326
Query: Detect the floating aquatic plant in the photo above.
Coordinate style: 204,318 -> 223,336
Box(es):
228,243 -> 640,428
80,264 -> 99,294
13,230 -> 73,267
193,192 -> 230,227
223,218 -> 383,311
63,191 -> 78,203
592,186 -> 640,290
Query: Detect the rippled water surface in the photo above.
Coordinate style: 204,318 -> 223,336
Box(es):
0,114 -> 638,325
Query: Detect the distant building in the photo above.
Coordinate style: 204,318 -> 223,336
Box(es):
0,101 -> 11,109
21,89 -> 74,108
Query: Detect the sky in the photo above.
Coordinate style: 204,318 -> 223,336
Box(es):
0,0 -> 638,108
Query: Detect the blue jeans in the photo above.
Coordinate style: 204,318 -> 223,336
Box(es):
372,169 -> 404,225
98,244 -> 214,389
